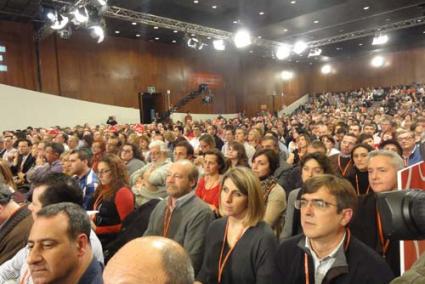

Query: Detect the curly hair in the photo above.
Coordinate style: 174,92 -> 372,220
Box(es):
94,154 -> 129,200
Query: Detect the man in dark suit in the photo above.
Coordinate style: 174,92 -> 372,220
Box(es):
10,139 -> 35,185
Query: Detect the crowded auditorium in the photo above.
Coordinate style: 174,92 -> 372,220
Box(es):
1,0 -> 425,283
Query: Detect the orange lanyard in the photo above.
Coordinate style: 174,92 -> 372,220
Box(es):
376,211 -> 390,257
338,156 -> 352,177
163,206 -> 173,237
355,174 -> 370,196
304,229 -> 351,284
218,220 -> 247,283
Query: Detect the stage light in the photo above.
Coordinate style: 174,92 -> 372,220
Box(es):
234,29 -> 251,48
71,7 -> 89,25
89,25 -> 105,43
308,48 -> 322,57
95,0 -> 107,6
321,64 -> 332,74
293,41 -> 308,55
187,37 -> 199,49
372,34 -> 388,45
275,44 -> 291,60
371,55 -> 385,68
51,14 -> 69,30
213,39 -> 225,51
47,11 -> 56,22
281,70 -> 294,81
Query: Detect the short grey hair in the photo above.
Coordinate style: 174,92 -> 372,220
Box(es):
368,150 -> 404,171
149,140 -> 168,153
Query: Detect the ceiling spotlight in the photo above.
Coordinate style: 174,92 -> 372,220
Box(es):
172,40 -> 177,43
259,11 -> 265,15
371,55 -> 385,68
234,29 -> 252,48
71,7 -> 89,25
213,39 -> 225,51
155,37 -> 160,40
115,30 -> 120,34
233,20 -> 238,24
96,0 -> 107,6
275,44 -> 291,60
47,11 -> 56,22
293,40 -> 308,54
363,6 -> 370,10
321,64 -> 332,74
194,0 -> 198,3
187,37 -> 199,49
136,34 -> 141,37
257,36 -> 262,39
132,22 -> 137,25
212,5 -> 217,9
173,30 -> 178,33
154,26 -> 159,29
283,28 -> 288,32
281,70 -> 294,81
290,1 -> 296,4
308,48 -> 322,57
372,34 -> 388,45
313,20 -> 319,24
89,25 -> 104,43
51,14 -> 69,30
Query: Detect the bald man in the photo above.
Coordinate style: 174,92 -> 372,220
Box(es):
103,236 -> 194,284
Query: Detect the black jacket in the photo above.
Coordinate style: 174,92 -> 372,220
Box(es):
275,234 -> 395,284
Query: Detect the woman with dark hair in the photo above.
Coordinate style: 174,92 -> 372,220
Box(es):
91,154 -> 135,247
195,149 -> 227,213
91,139 -> 106,173
280,152 -> 334,240
321,134 -> 340,156
379,139 -> 403,157
226,141 -> 249,168
196,167 -> 278,284
348,143 -> 374,195
287,133 -> 311,165
119,143 -> 145,176
252,149 -> 286,235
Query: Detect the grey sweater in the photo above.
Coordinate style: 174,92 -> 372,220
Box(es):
144,193 -> 214,274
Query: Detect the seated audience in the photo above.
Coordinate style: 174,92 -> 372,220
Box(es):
226,141 -> 249,168
119,143 -> 145,176
347,143 -> 374,195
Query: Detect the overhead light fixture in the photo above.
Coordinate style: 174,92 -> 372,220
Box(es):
259,11 -> 265,15
187,37 -> 199,49
313,20 -> 319,24
234,29 -> 251,48
212,5 -> 217,9
275,44 -> 291,60
372,34 -> 388,45
213,39 -> 226,51
89,25 -> 105,43
173,30 -> 178,33
96,0 -> 107,6
293,40 -> 308,54
154,26 -> 159,29
51,14 -> 69,30
155,37 -> 160,40
115,30 -> 120,34
132,22 -> 137,25
371,55 -> 385,68
281,70 -> 294,81
172,40 -> 177,43
308,48 -> 322,57
363,6 -> 370,10
136,34 -> 141,37
290,1 -> 296,4
70,7 -> 89,25
321,64 -> 332,74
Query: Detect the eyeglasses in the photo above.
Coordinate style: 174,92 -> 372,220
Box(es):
398,136 -> 414,141
98,169 -> 111,175
294,198 -> 337,210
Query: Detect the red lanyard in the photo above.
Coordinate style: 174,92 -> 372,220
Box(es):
304,229 -> 351,284
376,211 -> 390,257
355,174 -> 370,196
163,206 -> 173,237
217,220 -> 247,283
338,156 -> 352,177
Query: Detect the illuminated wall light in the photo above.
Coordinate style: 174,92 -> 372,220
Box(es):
233,29 -> 252,48
213,39 -> 226,51
321,64 -> 332,74
275,44 -> 291,60
0,46 -> 6,53
372,34 -> 388,45
0,65 -> 7,72
281,70 -> 294,81
371,55 -> 385,68
293,41 -> 308,54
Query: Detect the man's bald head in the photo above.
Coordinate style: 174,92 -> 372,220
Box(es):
103,236 -> 194,284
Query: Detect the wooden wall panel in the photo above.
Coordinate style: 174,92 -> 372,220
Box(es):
0,21 -> 36,90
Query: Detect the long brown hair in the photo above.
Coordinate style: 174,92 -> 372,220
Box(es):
94,154 -> 129,201
0,159 -> 16,190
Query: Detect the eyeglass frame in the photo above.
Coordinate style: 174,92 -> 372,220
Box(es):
294,198 -> 338,210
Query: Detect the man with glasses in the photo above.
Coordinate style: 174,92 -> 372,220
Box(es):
275,174 -> 394,283
397,129 -> 422,166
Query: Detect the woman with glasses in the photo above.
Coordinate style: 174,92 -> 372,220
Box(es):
280,152 -> 334,240
196,167 -> 278,284
348,143 -> 374,196
119,143 -> 145,176
252,149 -> 286,235
91,154 -> 135,248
